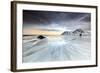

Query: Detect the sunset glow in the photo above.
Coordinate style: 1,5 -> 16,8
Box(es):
23,29 -> 63,35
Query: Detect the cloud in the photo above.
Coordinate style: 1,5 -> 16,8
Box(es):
23,10 -> 91,31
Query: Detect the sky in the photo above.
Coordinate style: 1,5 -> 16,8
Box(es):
23,10 -> 91,35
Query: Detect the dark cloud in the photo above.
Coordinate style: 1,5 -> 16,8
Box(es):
23,10 -> 91,30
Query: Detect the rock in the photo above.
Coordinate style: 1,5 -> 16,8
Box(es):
37,35 -> 46,39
